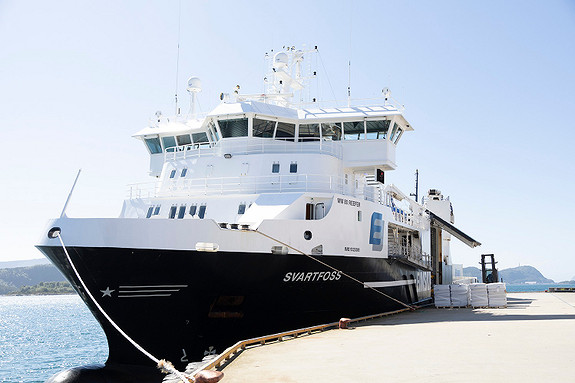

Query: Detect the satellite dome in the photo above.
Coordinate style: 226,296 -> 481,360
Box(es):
187,77 -> 202,93
273,52 -> 289,69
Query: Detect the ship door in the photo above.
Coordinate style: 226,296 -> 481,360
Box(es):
315,203 -> 325,219
306,203 -> 325,220
305,203 -> 314,220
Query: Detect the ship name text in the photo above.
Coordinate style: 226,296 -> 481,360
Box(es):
283,271 -> 342,282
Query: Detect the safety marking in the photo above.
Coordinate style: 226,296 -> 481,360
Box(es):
117,284 -> 188,298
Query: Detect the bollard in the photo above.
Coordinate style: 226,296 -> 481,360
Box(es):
193,370 -> 224,383
339,318 -> 351,329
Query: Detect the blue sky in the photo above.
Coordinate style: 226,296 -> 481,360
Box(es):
1,1 -> 574,281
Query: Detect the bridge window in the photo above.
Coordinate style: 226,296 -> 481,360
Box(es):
275,122 -> 295,141
218,118 -> 248,138
169,206 -> 177,219
366,120 -> 390,140
390,122 -> 403,143
169,169 -> 176,178
162,136 -> 177,149
253,119 -> 276,138
153,206 -> 161,215
176,134 -> 192,146
343,121 -> 365,140
192,132 -> 209,144
198,205 -> 207,219
177,205 -> 186,219
146,206 -> 154,218
394,128 -> 403,144
145,138 -> 162,154
298,124 -> 320,141
390,122 -> 401,141
189,204 -> 197,216
238,203 -> 246,215
290,162 -> 297,173
207,121 -> 219,142
181,168 -> 187,177
321,122 -> 342,141
272,162 -> 280,173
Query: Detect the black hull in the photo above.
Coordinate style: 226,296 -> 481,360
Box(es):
38,245 -> 427,382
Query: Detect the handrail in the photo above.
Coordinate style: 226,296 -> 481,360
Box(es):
127,174 -> 345,199
164,139 -> 343,161
191,307 -> 411,375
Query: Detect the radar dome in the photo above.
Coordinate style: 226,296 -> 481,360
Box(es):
187,77 -> 202,93
273,52 -> 289,68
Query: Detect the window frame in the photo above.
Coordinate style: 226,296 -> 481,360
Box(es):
272,162 -> 280,173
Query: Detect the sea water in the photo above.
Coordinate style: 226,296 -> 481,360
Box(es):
0,295 -> 107,383
3,285 -> 575,382
506,283 -> 575,292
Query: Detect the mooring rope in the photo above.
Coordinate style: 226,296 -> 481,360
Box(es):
56,233 -> 191,383
252,229 -> 416,310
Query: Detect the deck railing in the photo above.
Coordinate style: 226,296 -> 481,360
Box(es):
127,174 -> 345,199
388,242 -> 431,269
164,139 -> 343,161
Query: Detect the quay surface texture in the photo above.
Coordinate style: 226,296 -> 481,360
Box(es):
219,292 -> 575,382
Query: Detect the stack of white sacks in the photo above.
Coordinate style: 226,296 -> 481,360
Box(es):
450,284 -> 470,307
434,284 -> 451,307
469,283 -> 489,307
487,283 -> 507,307
434,283 -> 506,308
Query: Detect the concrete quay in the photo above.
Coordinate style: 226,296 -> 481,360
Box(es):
219,293 -> 575,382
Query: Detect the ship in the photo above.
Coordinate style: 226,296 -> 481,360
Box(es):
36,47 -> 480,383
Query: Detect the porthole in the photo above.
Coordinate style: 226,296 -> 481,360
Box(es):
304,230 -> 312,240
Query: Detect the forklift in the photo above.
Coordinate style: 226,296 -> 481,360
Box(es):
480,254 -> 499,283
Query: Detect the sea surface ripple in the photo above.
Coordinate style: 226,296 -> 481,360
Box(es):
0,295 -> 107,383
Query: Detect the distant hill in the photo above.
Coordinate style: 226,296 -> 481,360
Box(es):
463,266 -> 482,281
0,264 -> 67,294
463,265 -> 554,284
9,281 -> 75,295
0,258 -> 50,269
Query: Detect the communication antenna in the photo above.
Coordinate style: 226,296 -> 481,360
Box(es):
410,169 -> 419,202
174,0 -> 182,116
347,60 -> 351,107
347,0 -> 353,107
